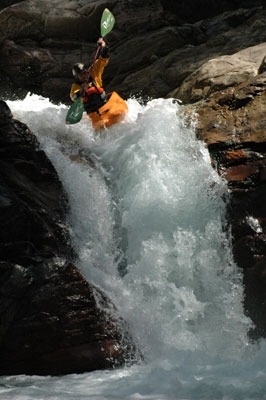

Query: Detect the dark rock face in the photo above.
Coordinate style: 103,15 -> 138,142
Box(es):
0,102 -> 136,375
0,2 -> 265,103
194,73 -> 266,339
0,101 -> 70,264
0,260 -> 131,375
0,1 -> 22,11
160,0 -> 264,22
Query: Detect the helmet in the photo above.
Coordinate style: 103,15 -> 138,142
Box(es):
72,63 -> 86,77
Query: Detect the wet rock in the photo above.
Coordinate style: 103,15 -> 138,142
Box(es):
0,102 -> 137,375
193,72 -> 266,338
0,260 -> 134,375
243,258 -> 266,339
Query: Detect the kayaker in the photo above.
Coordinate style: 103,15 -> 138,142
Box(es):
70,37 -> 109,114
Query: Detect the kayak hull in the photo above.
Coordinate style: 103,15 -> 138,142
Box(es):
88,91 -> 128,130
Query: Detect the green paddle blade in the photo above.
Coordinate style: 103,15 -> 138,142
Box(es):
66,97 -> 84,124
101,8 -> 115,37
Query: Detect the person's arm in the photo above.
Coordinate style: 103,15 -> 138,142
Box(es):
88,38 -> 109,87
90,58 -> 109,87
100,44 -> 109,58
97,37 -> 110,59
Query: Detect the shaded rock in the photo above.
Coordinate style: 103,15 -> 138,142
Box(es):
192,71 -> 266,338
160,0 -> 264,22
0,102 -> 137,375
243,258 -> 266,339
0,260 -> 133,375
0,1 -> 22,11
234,235 -> 266,269
0,99 -> 12,122
0,104 -> 69,262
258,55 -> 266,74
0,3 -> 266,102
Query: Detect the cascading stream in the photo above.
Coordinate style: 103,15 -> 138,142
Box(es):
2,94 -> 265,400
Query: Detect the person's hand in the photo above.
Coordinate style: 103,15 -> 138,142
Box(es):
97,37 -> 106,47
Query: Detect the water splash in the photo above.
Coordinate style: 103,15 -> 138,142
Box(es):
3,93 -> 262,400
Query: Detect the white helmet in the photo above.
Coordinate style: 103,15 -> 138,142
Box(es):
72,63 -> 86,77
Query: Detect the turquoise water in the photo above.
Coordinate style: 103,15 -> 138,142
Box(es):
2,94 -> 265,400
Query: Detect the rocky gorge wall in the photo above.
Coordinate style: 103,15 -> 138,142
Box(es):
0,1 -> 265,103
0,0 -> 266,374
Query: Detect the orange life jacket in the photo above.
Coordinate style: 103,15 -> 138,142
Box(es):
83,85 -> 104,103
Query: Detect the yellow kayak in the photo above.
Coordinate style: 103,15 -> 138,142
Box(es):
88,91 -> 128,130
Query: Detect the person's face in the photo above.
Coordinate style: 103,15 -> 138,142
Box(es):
78,70 -> 90,82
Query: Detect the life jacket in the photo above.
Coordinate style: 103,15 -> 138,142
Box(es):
82,81 -> 106,113
84,85 -> 104,97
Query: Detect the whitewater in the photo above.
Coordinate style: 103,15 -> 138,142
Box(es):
1,93 -> 266,399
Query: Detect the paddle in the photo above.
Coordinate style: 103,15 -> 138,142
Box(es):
65,96 -> 84,125
101,8 -> 115,38
66,8 -> 115,125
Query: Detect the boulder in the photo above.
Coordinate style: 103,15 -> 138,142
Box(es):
193,72 -> 266,338
0,100 -> 136,375
0,2 -> 266,103
194,70 -> 266,144
174,43 -> 266,103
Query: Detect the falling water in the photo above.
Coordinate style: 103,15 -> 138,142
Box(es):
1,93 -> 266,400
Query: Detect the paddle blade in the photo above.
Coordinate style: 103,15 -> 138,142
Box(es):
66,97 -> 84,124
101,8 -> 115,37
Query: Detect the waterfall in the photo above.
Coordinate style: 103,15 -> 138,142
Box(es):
2,93 -> 264,400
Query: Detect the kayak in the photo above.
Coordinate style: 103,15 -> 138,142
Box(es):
88,91 -> 128,130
